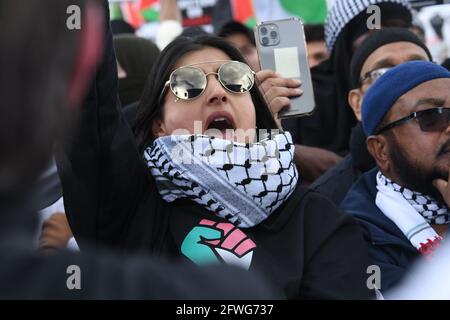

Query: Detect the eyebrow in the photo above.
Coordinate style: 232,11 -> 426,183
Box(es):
369,54 -> 428,72
412,98 -> 446,110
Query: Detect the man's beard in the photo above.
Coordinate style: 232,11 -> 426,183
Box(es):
388,136 -> 449,201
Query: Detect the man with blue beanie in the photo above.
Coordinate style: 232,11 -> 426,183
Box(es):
341,61 -> 450,293
311,28 -> 432,206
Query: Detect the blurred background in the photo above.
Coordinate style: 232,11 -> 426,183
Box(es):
108,0 -> 450,64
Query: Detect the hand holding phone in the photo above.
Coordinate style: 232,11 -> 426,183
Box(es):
255,18 -> 315,119
256,69 -> 303,124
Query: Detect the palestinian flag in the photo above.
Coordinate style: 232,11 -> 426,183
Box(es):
231,0 -> 257,28
117,0 -> 159,28
110,0 -> 328,30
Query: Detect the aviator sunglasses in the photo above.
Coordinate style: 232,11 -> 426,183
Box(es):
160,60 -> 255,102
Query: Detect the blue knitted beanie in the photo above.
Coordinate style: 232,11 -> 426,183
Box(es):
362,61 -> 450,136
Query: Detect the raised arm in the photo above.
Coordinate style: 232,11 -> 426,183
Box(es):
56,0 -> 149,249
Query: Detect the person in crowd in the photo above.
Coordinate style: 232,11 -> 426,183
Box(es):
180,26 -> 209,38
115,19 -> 333,184
304,24 -> 329,68
0,0 -> 281,299
217,20 -> 260,72
56,0 -> 373,300
341,61 -> 450,292
155,0 -> 183,50
39,212 -> 74,253
217,21 -> 341,183
36,160 -> 63,213
442,58 -> 450,71
111,19 -> 135,35
283,0 -> 413,156
34,159 -> 69,248
113,35 -> 160,107
217,21 -> 344,182
311,28 -> 433,205
410,18 -> 426,43
35,162 -> 79,251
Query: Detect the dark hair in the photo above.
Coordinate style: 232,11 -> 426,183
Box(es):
180,26 -> 209,39
304,24 -> 325,43
133,35 -> 277,153
111,19 -> 135,35
217,21 -> 256,47
0,0 -> 84,195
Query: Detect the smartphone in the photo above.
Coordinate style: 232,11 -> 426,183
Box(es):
255,18 -> 315,119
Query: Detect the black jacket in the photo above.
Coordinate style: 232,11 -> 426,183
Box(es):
0,198 -> 279,299
340,169 -> 420,293
310,123 -> 376,206
56,7 -> 373,299
0,192 -> 278,299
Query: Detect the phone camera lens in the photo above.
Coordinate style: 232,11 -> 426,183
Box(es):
270,31 -> 277,39
260,27 -> 267,35
262,37 -> 269,45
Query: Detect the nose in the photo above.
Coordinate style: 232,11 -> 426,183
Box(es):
205,73 -> 228,105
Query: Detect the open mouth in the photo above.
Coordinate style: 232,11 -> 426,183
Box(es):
207,117 -> 234,131
205,113 -> 236,139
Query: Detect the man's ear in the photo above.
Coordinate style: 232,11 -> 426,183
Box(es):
152,117 -> 167,138
348,89 -> 363,121
367,135 -> 390,172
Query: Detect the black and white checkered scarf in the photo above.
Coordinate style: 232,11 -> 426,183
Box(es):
325,0 -> 411,52
376,172 -> 448,256
378,173 -> 450,225
144,132 -> 298,228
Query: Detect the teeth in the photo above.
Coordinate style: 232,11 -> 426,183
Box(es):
213,117 -> 227,122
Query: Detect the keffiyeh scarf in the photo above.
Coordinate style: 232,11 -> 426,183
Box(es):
144,132 -> 298,228
376,171 -> 449,256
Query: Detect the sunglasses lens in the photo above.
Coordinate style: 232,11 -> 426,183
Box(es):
219,62 -> 254,93
170,67 -> 206,100
418,109 -> 450,132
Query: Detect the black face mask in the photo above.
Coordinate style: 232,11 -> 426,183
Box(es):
388,135 -> 448,201
114,35 -> 160,107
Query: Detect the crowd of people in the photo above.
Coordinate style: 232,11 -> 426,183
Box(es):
2,0 -> 450,299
